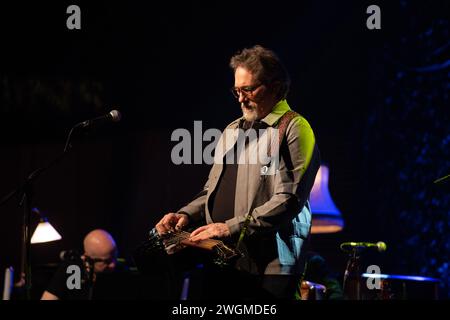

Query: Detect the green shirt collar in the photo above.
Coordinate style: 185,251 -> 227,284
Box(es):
233,99 -> 292,128
261,99 -> 291,126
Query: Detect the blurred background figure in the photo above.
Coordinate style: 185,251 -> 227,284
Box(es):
41,229 -> 118,300
297,251 -> 344,300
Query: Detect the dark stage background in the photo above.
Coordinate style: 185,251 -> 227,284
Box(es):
0,1 -> 448,299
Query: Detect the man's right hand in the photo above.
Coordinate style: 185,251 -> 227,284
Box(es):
155,212 -> 189,235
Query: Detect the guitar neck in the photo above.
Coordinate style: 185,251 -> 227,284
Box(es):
166,230 -> 222,251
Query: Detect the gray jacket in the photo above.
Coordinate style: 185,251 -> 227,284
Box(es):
179,100 -> 320,275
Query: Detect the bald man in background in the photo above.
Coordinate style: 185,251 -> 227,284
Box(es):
41,229 -> 118,300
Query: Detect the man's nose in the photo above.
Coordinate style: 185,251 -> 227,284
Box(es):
238,92 -> 247,103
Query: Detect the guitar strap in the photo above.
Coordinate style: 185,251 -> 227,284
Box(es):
236,110 -> 300,251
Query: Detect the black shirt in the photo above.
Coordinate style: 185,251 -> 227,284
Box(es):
210,146 -> 239,223
45,260 -> 91,300
45,257 -> 130,300
210,120 -> 265,223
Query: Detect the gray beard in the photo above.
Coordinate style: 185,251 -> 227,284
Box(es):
241,105 -> 259,122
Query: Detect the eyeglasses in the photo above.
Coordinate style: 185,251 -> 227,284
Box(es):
87,256 -> 115,265
95,258 -> 115,265
230,83 -> 263,99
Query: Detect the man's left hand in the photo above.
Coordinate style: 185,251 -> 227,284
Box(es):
189,223 -> 230,242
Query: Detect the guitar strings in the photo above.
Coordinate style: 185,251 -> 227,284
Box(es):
157,230 -> 238,262
162,230 -> 223,247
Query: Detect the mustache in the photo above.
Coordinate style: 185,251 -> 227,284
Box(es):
241,102 -> 255,109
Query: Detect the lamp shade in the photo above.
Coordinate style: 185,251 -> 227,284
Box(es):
309,165 -> 344,233
30,218 -> 62,244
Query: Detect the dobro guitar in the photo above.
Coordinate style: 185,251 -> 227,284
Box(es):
133,228 -> 240,272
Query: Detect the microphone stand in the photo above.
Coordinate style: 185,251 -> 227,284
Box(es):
83,256 -> 95,300
0,124 -> 79,300
342,246 -> 363,300
433,174 -> 449,185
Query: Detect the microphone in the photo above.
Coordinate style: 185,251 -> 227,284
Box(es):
75,109 -> 122,129
64,109 -> 121,152
340,241 -> 387,253
59,250 -> 81,262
